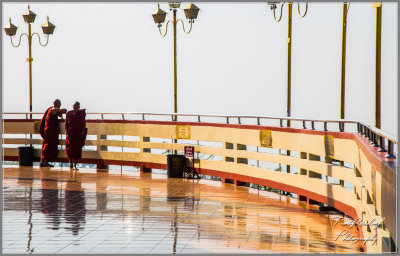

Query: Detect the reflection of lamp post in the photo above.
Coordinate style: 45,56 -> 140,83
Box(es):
27,187 -> 33,253
152,2 -> 200,121
4,5 -> 56,119
172,204 -> 178,254
267,2 -> 308,127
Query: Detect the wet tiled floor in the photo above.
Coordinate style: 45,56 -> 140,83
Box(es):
3,166 -> 363,254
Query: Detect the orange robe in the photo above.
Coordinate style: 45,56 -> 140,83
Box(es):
65,109 -> 86,160
41,177 -> 61,230
40,107 -> 61,161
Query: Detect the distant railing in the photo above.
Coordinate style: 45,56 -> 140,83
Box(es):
4,112 -> 397,158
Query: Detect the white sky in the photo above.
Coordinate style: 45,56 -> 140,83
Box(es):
2,2 -> 398,136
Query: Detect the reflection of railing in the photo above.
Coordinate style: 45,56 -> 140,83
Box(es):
3,112 -> 397,252
5,172 -> 362,253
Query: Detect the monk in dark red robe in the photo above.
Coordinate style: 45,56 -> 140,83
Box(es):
65,102 -> 87,170
40,99 -> 67,167
65,173 -> 86,235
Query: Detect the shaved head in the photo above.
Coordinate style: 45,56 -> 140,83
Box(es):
73,101 -> 80,111
53,99 -> 61,108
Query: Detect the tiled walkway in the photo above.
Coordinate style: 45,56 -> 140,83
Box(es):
3,166 -> 363,254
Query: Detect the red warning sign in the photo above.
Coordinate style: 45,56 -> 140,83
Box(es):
184,146 -> 194,157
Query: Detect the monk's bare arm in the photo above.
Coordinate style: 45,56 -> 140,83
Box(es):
51,108 -> 67,117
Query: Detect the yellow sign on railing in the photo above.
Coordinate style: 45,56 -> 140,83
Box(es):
324,135 -> 334,158
176,125 -> 191,139
260,130 -> 272,147
33,121 -> 41,134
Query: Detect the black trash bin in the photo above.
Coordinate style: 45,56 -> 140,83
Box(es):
18,146 -> 34,166
167,154 -> 186,178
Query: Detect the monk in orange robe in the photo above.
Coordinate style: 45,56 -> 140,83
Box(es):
65,102 -> 87,170
41,170 -> 61,230
40,99 -> 67,167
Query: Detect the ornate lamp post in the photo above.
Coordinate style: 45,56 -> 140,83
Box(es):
267,2 -> 308,127
4,5 -> 56,119
152,2 -> 200,121
267,2 -> 308,174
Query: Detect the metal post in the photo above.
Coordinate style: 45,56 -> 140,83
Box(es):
287,3 -> 292,128
378,136 -> 386,152
339,122 -> 344,132
286,1 -> 293,177
28,23 -> 33,119
340,3 -> 348,124
375,3 -> 382,129
173,9 -> 178,154
311,121 -> 315,130
371,132 -> 378,147
367,128 -> 372,140
385,141 -> 395,158
173,9 -> 178,122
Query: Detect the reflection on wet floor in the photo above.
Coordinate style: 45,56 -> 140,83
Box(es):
3,166 -> 364,254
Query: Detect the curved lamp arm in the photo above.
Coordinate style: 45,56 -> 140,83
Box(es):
158,20 -> 172,37
272,3 -> 285,22
9,33 -> 28,47
32,33 -> 50,47
177,19 -> 193,34
297,2 -> 308,18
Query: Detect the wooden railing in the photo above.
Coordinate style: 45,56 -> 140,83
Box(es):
2,112 -> 397,252
3,112 -> 397,158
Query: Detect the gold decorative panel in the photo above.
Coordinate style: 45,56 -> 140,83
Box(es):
176,125 -> 191,139
260,130 -> 272,147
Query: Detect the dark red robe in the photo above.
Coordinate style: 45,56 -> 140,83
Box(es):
64,182 -> 86,236
40,107 -> 61,161
65,109 -> 86,160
